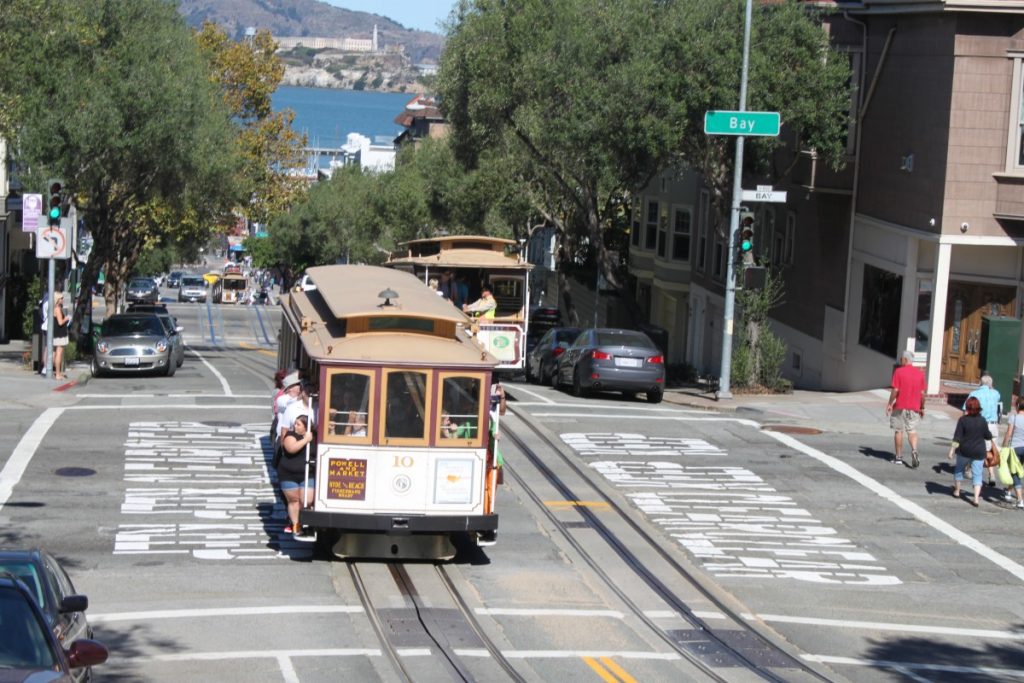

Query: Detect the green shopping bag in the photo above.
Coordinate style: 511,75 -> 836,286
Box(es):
998,448 -> 1014,487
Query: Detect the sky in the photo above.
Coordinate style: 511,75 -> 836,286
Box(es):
323,1 -> 457,34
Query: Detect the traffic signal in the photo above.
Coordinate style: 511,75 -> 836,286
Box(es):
47,179 -> 64,226
738,208 -> 755,263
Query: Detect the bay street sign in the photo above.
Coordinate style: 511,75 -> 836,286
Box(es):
704,110 -> 780,137
741,186 -> 787,203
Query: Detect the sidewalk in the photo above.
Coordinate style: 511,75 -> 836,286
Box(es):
0,338 -> 91,409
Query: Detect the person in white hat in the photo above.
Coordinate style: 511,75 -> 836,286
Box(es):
275,371 -> 302,440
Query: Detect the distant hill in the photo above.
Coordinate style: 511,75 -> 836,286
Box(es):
176,0 -> 446,63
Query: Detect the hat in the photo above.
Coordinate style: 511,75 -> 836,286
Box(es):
282,370 -> 301,389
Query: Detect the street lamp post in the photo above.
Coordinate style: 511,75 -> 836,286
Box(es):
717,0 -> 754,400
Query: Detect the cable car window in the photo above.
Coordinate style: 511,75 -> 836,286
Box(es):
439,375 -> 483,444
368,317 -> 435,333
325,371 -> 372,443
384,371 -> 429,440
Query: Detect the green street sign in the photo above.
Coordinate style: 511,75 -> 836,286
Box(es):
704,110 -> 780,137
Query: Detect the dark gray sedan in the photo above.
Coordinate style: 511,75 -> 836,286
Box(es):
92,313 -> 177,377
125,277 -> 159,304
526,326 -> 581,385
552,328 -> 665,403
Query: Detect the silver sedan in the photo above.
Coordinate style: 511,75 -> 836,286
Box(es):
92,313 -> 177,377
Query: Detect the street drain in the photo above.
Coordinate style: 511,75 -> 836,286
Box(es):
762,424 -> 823,435
55,467 -> 96,477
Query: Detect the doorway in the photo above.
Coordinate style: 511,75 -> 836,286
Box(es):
942,282 -> 1016,384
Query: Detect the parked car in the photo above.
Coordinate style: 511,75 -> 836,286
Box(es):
178,276 -> 207,303
0,550 -> 104,683
0,573 -> 107,681
552,328 -> 665,403
124,307 -> 185,368
166,270 -> 183,288
91,313 -> 177,377
526,326 -> 581,385
125,277 -> 159,305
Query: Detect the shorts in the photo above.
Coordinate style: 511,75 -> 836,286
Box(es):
984,422 -> 999,453
889,408 -> 920,433
53,336 -> 69,347
280,479 -> 314,491
954,455 -> 984,487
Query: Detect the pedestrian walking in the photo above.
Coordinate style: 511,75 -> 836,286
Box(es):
963,374 -> 1001,486
949,396 -> 1001,507
999,396 -> 1024,509
885,350 -> 926,467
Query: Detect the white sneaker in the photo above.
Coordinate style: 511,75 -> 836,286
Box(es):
1005,491 -> 1017,502
1017,500 -> 1024,509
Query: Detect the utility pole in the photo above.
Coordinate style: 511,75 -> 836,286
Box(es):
716,0 -> 754,400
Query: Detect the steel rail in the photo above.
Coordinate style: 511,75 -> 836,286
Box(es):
347,562 -> 416,683
503,410 -> 833,683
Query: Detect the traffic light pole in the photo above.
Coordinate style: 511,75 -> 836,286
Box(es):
717,0 -> 753,400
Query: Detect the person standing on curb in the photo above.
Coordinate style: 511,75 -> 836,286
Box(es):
885,350 -> 926,468
51,293 -> 70,380
963,374 -> 1001,487
999,396 -> 1024,509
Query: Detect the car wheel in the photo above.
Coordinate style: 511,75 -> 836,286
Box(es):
572,367 -> 587,397
176,354 -> 184,367
647,388 -> 663,404
91,357 -> 103,378
550,363 -> 561,389
538,362 -> 550,386
524,358 -> 535,384
165,358 -> 176,377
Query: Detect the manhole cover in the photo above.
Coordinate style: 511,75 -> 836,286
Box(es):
55,467 -> 96,477
762,424 -> 822,435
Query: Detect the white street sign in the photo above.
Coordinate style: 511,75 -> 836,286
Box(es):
35,218 -> 72,260
21,194 -> 42,232
741,188 -> 787,203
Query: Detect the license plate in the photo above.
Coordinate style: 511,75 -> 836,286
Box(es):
124,357 -> 140,367
615,357 -> 642,368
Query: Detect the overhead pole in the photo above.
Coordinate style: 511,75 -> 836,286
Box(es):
716,0 -> 754,400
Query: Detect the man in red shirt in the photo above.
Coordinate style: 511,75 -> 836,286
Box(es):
886,350 -> 926,468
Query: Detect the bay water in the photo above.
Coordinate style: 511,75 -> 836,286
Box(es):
271,86 -> 416,149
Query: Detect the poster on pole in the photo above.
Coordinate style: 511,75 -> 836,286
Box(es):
35,218 -> 72,260
21,194 -> 42,232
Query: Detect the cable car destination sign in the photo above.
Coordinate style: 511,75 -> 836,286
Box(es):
704,110 -> 780,137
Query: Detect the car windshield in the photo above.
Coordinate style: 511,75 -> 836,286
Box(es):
102,316 -> 166,337
595,331 -> 655,349
0,561 -> 45,609
0,585 -> 59,669
128,279 -> 153,289
181,277 -> 205,287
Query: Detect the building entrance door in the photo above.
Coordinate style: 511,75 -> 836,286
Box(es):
942,282 -> 1016,384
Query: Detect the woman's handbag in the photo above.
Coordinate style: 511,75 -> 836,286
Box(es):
998,448 -> 1014,487
985,447 -> 1001,468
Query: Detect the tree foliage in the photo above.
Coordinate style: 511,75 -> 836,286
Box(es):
437,0 -> 851,319
2,0 -> 243,325
196,23 -> 308,225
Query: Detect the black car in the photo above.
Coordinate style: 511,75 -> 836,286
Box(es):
166,270 -> 183,288
0,571 -> 107,681
125,277 -> 159,304
526,326 -> 581,385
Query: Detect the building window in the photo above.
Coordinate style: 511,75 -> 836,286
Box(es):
1008,54 -> 1024,173
783,213 -> 796,265
712,233 -> 725,280
657,208 -> 667,257
858,264 -> 903,358
697,190 -> 709,272
672,208 -> 691,262
631,198 -> 641,247
645,200 -> 658,250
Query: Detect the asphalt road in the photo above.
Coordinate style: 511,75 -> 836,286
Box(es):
1,293 -> 1022,682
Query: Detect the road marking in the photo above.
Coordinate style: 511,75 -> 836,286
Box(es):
502,651 -> 681,660
76,393 -> 267,399
505,385 -> 555,404
66,404 -> 267,411
802,654 -> 1024,678
277,655 -> 299,683
122,648 -> 682,665
511,402 -> 705,413
599,657 -> 639,683
765,430 -> 1024,583
533,413 -> 759,426
746,612 -> 1024,641
476,608 -> 624,619
239,341 -> 276,357
89,605 -> 364,623
569,433 -> 898,585
185,344 -> 233,396
583,656 -> 620,683
0,407 -> 64,510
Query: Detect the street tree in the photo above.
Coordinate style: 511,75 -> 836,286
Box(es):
438,0 -> 850,322
196,23 -> 308,227
5,0 -> 242,323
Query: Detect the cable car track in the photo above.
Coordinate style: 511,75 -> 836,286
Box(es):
503,409 -> 834,683
347,561 -> 525,683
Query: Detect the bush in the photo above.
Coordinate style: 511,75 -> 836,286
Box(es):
64,339 -> 79,365
22,278 -> 43,339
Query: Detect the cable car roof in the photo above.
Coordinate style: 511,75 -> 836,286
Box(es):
306,265 -> 468,323
387,235 -> 532,271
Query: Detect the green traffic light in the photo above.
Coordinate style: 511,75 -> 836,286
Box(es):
49,206 -> 61,220
740,239 -> 753,252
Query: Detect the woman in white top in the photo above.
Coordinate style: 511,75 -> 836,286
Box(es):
1000,396 -> 1024,508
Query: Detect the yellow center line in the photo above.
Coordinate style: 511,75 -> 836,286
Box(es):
238,342 -> 277,357
582,657 -> 619,683
600,657 -> 639,683
543,501 -> 610,508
